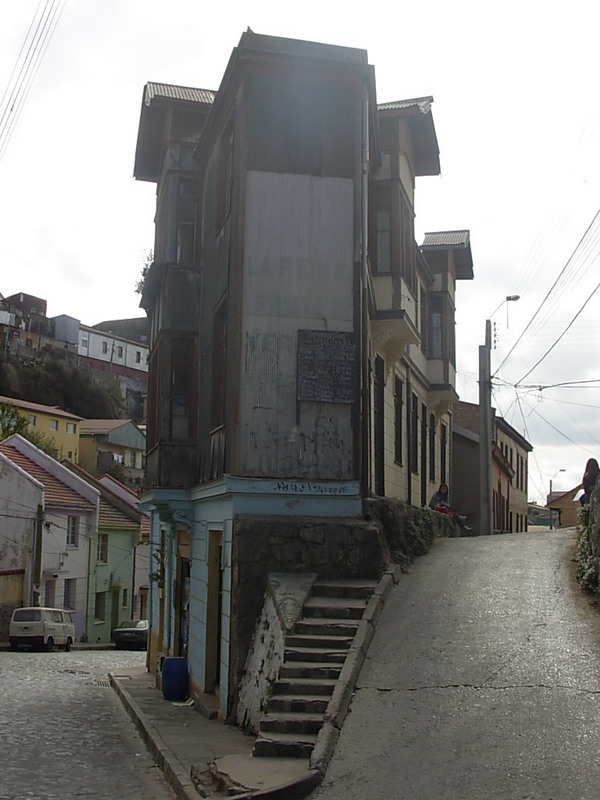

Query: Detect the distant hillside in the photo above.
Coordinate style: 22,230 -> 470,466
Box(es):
0,350 -> 129,419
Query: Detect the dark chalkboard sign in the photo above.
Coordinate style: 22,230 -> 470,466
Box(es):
297,329 -> 357,403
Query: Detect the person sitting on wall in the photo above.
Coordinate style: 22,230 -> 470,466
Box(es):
580,458 -> 600,506
429,483 -> 470,530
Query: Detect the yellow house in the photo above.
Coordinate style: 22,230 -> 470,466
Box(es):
547,484 -> 582,529
0,394 -> 82,461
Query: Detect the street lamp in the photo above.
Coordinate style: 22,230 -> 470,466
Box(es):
549,468 -> 566,497
488,294 -> 521,321
479,295 -> 521,536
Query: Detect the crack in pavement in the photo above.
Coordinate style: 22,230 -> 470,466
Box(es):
358,682 -> 600,695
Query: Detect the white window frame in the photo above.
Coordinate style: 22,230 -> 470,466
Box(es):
97,533 -> 108,563
66,516 -> 79,547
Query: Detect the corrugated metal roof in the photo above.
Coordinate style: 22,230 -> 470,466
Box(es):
0,444 -> 95,511
145,82 -> 216,107
422,230 -> 470,248
378,96 -> 433,114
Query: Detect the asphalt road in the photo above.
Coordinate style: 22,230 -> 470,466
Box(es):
310,528 -> 600,800
0,649 -> 176,800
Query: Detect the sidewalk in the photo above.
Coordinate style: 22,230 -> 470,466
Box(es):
110,667 -> 321,799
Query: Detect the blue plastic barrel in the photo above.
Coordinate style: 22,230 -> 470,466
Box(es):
161,657 -> 188,701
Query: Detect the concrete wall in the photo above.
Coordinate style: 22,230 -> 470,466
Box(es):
236,592 -> 285,731
42,509 -> 94,641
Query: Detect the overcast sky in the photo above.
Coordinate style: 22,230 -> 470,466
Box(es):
2,0 -> 599,505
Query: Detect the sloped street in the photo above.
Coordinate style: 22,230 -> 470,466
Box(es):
311,528 -> 600,800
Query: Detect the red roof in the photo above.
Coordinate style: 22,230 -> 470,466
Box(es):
0,444 -> 95,512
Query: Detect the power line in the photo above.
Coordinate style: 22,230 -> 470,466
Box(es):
515,277 -> 600,386
0,0 -> 66,164
494,206 -> 600,378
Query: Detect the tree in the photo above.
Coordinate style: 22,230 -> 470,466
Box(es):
0,403 -> 29,438
0,403 -> 58,458
135,249 -> 154,295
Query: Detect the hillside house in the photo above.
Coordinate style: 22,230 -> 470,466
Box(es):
97,473 -> 150,620
0,435 -> 98,640
63,462 -> 145,642
547,485 -> 582,528
79,419 -> 146,489
0,394 -> 82,461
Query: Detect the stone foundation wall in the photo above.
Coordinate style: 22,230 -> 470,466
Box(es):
577,480 -> 600,597
365,496 -> 460,567
228,515 -> 387,720
227,501 -> 459,720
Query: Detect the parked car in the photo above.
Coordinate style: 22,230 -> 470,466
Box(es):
111,619 -> 149,650
9,607 -> 76,652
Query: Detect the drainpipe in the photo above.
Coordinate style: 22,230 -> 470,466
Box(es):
32,505 -> 43,606
84,521 -> 93,641
166,525 -> 173,650
406,364 -> 412,507
131,536 -> 137,618
360,90 -> 370,499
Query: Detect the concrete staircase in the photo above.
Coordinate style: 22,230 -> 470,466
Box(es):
253,578 -> 377,758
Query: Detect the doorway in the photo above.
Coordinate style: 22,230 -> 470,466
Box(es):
204,530 -> 223,694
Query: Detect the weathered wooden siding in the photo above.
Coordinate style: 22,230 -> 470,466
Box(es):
239,171 -> 355,478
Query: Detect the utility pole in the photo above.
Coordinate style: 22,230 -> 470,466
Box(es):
479,295 -> 519,536
479,320 -> 492,535
31,504 -> 43,606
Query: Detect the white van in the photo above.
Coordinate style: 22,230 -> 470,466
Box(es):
9,607 -> 76,652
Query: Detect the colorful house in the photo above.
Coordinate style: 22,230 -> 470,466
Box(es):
0,434 -> 98,640
79,419 -> 146,490
62,462 -> 144,642
0,394 -> 82,461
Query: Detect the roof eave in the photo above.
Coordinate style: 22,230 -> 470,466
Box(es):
378,98 -> 440,176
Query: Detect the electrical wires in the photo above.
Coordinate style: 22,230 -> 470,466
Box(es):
494,206 -> 600,382
0,0 -> 66,164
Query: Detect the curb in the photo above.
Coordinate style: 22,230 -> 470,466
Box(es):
110,672 -> 200,800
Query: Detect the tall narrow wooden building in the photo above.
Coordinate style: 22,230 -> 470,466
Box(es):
134,31 -> 473,718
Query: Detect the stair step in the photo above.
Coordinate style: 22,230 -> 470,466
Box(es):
279,661 -> 343,680
285,633 -> 354,649
295,618 -> 359,637
253,731 -> 317,759
251,576 -> 377,762
312,579 -> 378,599
260,712 -> 324,735
303,597 -> 367,619
273,677 -> 337,696
284,646 -> 348,663
267,693 -> 330,714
